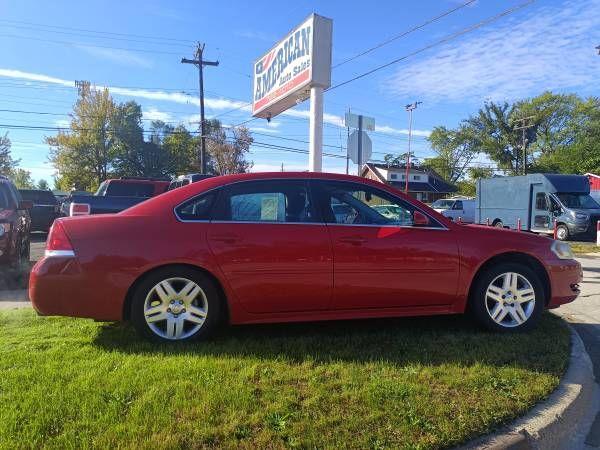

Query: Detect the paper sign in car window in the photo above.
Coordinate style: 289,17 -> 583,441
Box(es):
261,194 -> 279,221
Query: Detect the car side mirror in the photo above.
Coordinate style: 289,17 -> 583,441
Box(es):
18,200 -> 33,210
413,211 -> 430,226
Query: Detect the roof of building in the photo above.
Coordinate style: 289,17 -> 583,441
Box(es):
585,173 -> 600,179
389,180 -> 457,193
361,163 -> 457,193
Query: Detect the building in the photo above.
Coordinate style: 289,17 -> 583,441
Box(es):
585,173 -> 600,191
361,162 -> 457,203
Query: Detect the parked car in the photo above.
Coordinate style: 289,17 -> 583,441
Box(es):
19,189 -> 60,232
62,177 -> 170,216
431,197 -> 475,223
0,176 -> 31,266
30,172 -> 581,342
167,174 -> 213,191
476,174 -> 600,241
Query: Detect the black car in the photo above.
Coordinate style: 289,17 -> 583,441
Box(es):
0,177 -> 31,266
19,189 -> 59,232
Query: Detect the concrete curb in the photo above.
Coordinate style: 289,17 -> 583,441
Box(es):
460,326 -> 595,449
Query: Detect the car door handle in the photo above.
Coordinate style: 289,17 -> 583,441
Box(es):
211,234 -> 241,244
338,236 -> 367,245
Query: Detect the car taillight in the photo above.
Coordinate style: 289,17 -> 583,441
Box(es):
45,220 -> 75,257
69,203 -> 90,217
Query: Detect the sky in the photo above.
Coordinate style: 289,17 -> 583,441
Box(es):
0,0 -> 598,184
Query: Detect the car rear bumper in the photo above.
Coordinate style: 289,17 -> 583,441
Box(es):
29,256 -> 123,321
547,259 -> 582,308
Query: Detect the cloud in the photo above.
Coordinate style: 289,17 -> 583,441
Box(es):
75,46 -> 153,68
249,126 -> 280,134
54,118 -> 70,128
0,68 -> 430,137
143,108 -> 173,123
386,0 -> 600,104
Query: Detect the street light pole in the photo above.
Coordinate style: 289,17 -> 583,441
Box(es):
404,101 -> 422,194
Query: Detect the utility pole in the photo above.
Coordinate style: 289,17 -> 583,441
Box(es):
404,101 -> 422,194
514,116 -> 535,175
181,43 -> 219,174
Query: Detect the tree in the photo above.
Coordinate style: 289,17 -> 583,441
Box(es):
11,168 -> 34,189
47,85 -> 144,191
205,120 -> 253,175
464,101 -> 530,175
162,125 -> 198,175
424,125 -> 479,182
0,133 -> 19,177
37,179 -> 50,190
381,153 -> 419,168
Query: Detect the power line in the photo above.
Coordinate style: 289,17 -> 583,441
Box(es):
0,18 -> 195,44
0,22 -> 192,48
333,0 -> 477,69
0,32 -> 183,55
327,0 -> 535,92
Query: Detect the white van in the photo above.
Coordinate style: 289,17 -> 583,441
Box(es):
431,197 -> 475,223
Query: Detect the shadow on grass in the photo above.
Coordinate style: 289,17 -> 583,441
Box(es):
92,312 -> 569,374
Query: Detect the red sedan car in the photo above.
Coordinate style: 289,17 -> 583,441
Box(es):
30,172 -> 582,342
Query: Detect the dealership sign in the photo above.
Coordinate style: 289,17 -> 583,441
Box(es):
252,14 -> 332,119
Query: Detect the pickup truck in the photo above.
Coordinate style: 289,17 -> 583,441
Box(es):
63,177 -> 170,216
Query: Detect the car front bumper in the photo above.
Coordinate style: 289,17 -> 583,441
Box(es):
547,259 -> 582,308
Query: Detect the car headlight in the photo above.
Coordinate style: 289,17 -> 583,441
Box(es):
551,241 -> 575,260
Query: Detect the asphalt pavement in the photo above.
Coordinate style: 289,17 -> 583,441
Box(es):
553,254 -> 600,448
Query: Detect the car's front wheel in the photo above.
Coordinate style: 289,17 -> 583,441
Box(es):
131,267 -> 222,342
470,262 -> 544,332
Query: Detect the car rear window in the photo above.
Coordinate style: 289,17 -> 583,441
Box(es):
19,190 -> 57,204
106,181 -> 155,197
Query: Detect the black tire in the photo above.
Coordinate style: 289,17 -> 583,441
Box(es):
493,220 -> 504,228
556,224 -> 569,241
470,262 -> 545,332
130,267 -> 223,343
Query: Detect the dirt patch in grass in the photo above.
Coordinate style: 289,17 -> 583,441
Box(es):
0,309 -> 570,449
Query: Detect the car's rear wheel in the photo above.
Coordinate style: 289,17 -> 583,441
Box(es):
493,220 -> 504,228
130,267 -> 222,342
470,262 -> 544,332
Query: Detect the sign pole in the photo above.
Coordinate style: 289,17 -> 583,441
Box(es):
309,85 -> 324,172
357,115 -> 363,176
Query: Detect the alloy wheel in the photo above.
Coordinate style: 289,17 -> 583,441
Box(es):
484,272 -> 535,328
143,277 -> 208,340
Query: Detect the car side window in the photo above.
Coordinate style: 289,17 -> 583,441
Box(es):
175,190 -> 218,221
453,200 -> 463,210
315,181 -> 422,227
217,180 -> 315,223
535,193 -> 548,210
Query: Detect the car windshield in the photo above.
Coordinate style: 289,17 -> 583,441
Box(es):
431,199 -> 454,209
556,193 -> 600,209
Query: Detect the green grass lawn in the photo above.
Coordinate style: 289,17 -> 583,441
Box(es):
570,242 -> 600,254
0,309 -> 570,449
